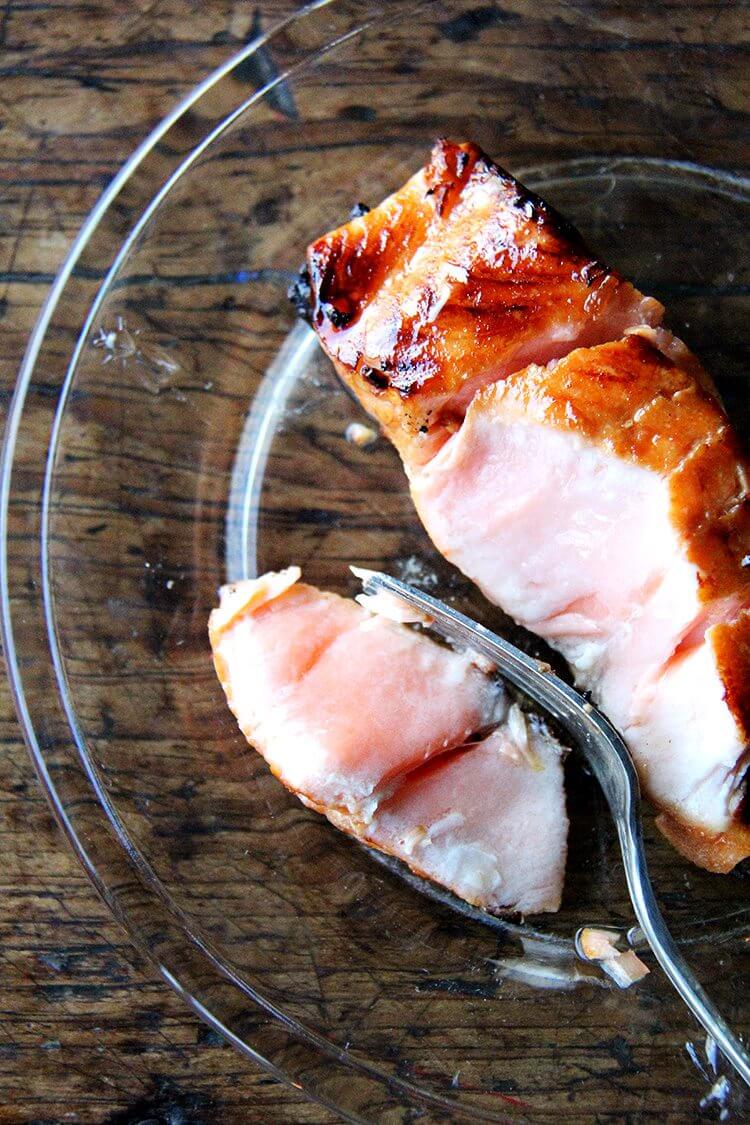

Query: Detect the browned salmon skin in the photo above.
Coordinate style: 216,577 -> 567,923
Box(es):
308,139 -> 662,465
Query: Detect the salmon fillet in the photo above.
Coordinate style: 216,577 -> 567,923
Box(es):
305,142 -> 750,872
209,569 -> 568,913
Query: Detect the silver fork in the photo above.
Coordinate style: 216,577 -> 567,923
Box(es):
355,567 -> 750,1088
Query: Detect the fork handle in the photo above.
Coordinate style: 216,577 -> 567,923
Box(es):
616,807 -> 750,1086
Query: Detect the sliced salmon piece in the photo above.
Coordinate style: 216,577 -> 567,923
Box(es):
209,569 -> 568,913
411,335 -> 750,871
307,139 -> 662,465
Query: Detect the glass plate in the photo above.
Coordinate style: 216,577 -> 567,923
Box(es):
3,1 -> 749,1118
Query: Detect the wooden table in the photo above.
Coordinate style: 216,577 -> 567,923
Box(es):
2,2 -> 749,1122
1,3 -> 326,1119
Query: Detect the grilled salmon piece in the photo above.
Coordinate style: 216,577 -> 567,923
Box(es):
209,569 -> 568,913
307,139 -> 662,465
411,335 -> 750,871
304,144 -> 750,871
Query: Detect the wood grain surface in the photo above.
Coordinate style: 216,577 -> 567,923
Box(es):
2,2 -> 749,1123
1,3 -> 328,1120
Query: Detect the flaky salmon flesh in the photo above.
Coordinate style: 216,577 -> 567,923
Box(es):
210,569 -> 568,914
306,140 -> 750,873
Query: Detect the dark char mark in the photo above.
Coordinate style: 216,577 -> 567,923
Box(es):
287,264 -> 313,322
361,365 -> 390,390
322,301 -> 354,329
